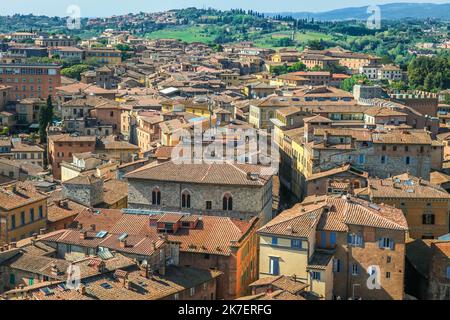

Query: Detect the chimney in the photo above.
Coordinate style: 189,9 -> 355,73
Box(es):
39,228 -> 46,235
61,200 -> 69,209
50,263 -> 59,277
78,284 -> 86,295
90,224 -> 96,231
9,242 -> 17,249
114,270 -> 129,287
80,231 -> 87,240
140,261 -> 151,279
158,249 -> 166,276
323,130 -> 329,147
96,261 -> 106,273
119,239 -> 127,248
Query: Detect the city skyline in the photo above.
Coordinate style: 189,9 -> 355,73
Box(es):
0,0 -> 449,17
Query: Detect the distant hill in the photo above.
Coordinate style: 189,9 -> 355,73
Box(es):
267,3 -> 450,21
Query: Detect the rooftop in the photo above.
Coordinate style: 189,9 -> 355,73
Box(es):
125,161 -> 273,187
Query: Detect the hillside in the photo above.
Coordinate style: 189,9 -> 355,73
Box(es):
268,3 -> 450,21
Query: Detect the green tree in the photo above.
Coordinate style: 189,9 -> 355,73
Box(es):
389,80 -> 408,91
0,127 -> 9,136
341,74 -> 371,92
61,64 -> 90,80
38,96 -> 54,143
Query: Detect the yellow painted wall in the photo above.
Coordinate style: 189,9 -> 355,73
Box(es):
4,199 -> 47,242
259,235 -> 309,281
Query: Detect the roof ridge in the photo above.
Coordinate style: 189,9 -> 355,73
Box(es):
200,163 -> 213,183
261,205 -> 325,231
229,217 -> 245,236
346,200 -> 406,230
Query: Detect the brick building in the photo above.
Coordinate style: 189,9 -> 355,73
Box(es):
0,63 -> 61,100
48,134 -> 96,180
38,208 -> 258,299
257,194 -> 408,300
427,241 -> 450,299
355,173 -> 450,240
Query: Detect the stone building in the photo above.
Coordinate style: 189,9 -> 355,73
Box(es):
125,161 -> 274,224
304,127 -> 433,180
62,175 -> 104,207
355,173 -> 450,240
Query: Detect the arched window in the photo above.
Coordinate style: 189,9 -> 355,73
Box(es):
223,193 -> 233,211
181,190 -> 191,209
152,188 -> 161,205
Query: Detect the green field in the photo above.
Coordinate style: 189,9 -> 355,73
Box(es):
253,30 -> 334,49
145,26 -> 215,43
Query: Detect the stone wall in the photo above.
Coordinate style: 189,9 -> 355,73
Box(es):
62,180 -> 104,207
127,178 -> 273,223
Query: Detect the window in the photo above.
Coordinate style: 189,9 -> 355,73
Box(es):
358,154 -> 365,164
330,232 -> 337,246
291,239 -> 302,249
311,271 -> 321,281
379,237 -> 395,250
29,208 -> 34,222
20,211 -> 25,225
11,215 -> 16,230
28,277 -> 34,286
38,205 -> 43,219
387,256 -> 392,263
151,188 -> 161,205
271,237 -> 278,245
190,287 -> 195,297
333,258 -> 341,272
269,257 -> 280,275
222,193 -> 233,211
174,293 -> 179,300
447,267 -> 450,279
405,146 -> 409,152
381,155 -> 387,164
205,201 -> 212,210
386,272 -> 391,279
405,156 -> 411,165
393,146 -> 397,151
382,145 -> 386,151
9,274 -> 15,285
423,214 -> 435,225
351,264 -> 360,276
181,190 -> 191,209
348,233 -> 363,247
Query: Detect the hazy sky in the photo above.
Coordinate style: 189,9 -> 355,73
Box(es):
0,0 -> 449,17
